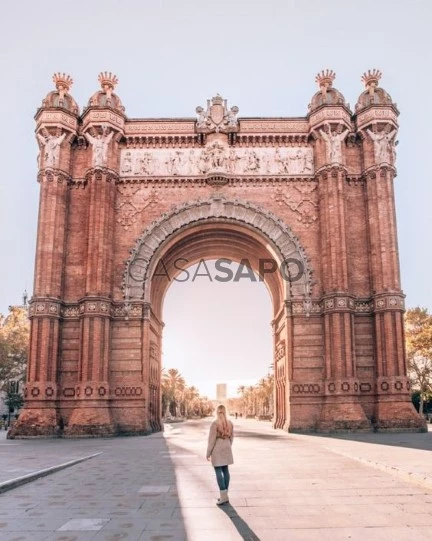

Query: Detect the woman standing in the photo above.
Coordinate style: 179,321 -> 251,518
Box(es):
206,404 -> 234,505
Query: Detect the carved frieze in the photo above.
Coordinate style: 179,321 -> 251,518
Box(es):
120,145 -> 314,177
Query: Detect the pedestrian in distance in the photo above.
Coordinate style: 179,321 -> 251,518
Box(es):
206,404 -> 234,505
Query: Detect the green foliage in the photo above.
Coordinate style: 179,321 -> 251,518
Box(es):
405,307 -> 432,415
236,371 -> 274,417
0,306 -> 29,391
160,368 -> 213,419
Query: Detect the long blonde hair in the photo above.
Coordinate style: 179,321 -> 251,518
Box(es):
216,405 -> 232,438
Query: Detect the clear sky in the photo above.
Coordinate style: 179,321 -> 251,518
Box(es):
0,0 -> 431,398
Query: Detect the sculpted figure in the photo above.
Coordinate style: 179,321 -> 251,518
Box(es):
275,148 -> 290,174
208,141 -> 226,170
301,151 -> 314,174
227,149 -> 241,173
244,150 -> 260,173
366,127 -> 397,164
226,106 -> 239,127
196,106 -> 209,129
319,124 -> 348,164
166,151 -> 183,175
289,150 -> 304,175
121,151 -> 133,174
85,127 -> 114,167
139,152 -> 155,175
37,131 -> 66,168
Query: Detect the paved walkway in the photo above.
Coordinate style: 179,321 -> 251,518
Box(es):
0,419 -> 431,540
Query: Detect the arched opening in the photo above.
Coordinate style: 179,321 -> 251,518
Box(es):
162,258 -> 273,420
123,196 -> 313,432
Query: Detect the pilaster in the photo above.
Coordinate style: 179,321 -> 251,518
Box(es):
10,75 -> 78,438
357,90 -> 425,430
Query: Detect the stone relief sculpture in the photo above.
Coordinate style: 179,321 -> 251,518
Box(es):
244,150 -> 260,173
226,106 -> 239,127
37,131 -> 66,168
119,146 -> 315,177
195,106 -> 209,129
195,95 -> 239,132
366,127 -> 397,164
204,141 -> 227,171
319,124 -> 348,164
85,126 -> 114,168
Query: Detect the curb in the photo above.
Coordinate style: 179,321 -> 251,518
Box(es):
323,446 -> 432,492
0,452 -> 103,494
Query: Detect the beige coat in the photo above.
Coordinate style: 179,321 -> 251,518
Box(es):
206,420 -> 234,467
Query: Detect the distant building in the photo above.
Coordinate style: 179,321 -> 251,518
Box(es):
216,383 -> 227,403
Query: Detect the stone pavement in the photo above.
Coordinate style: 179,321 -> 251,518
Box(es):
0,419 -> 432,540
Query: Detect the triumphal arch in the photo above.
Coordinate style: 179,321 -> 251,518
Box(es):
10,69 -> 425,437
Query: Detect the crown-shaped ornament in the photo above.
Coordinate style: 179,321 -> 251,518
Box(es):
315,69 -> 336,95
98,71 -> 119,91
361,69 -> 382,95
53,72 -> 73,92
211,94 -> 224,105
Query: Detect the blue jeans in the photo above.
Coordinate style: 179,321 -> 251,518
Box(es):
214,465 -> 230,490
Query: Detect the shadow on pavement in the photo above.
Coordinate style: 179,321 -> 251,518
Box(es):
218,502 -> 261,540
302,429 -> 432,451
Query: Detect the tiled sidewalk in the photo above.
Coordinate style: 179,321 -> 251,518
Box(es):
0,419 -> 431,540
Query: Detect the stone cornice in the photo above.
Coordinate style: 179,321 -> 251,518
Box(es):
307,105 -> 353,131
54,292 -> 405,319
81,106 -> 126,133
35,107 -> 78,133
355,104 -> 399,132
124,135 -> 199,148
116,175 -> 316,186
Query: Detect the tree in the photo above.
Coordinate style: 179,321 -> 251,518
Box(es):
405,307 -> 432,416
0,306 -> 29,391
161,368 -> 185,418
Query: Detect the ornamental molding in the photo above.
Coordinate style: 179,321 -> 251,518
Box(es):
363,164 -> 397,180
125,121 -> 196,136
377,376 -> 410,394
116,176 -> 315,187
24,381 -> 58,400
57,295 -> 396,319
124,194 -> 313,301
323,377 -> 361,396
373,294 -> 405,311
84,167 -> 119,183
82,108 -> 125,132
37,169 -> 72,184
355,105 -> 398,132
308,106 -> 352,131
125,135 -> 199,147
314,164 -> 347,179
35,108 -> 78,132
239,120 -> 309,133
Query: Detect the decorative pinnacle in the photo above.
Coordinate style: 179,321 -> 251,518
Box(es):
53,72 -> 73,92
98,71 -> 119,91
315,69 -> 336,96
361,69 -> 382,95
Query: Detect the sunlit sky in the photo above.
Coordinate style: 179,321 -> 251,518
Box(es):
0,1 -> 431,399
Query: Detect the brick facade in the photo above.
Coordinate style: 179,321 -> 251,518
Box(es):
9,70 -> 426,437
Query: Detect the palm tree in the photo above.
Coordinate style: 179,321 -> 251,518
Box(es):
161,368 -> 185,418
